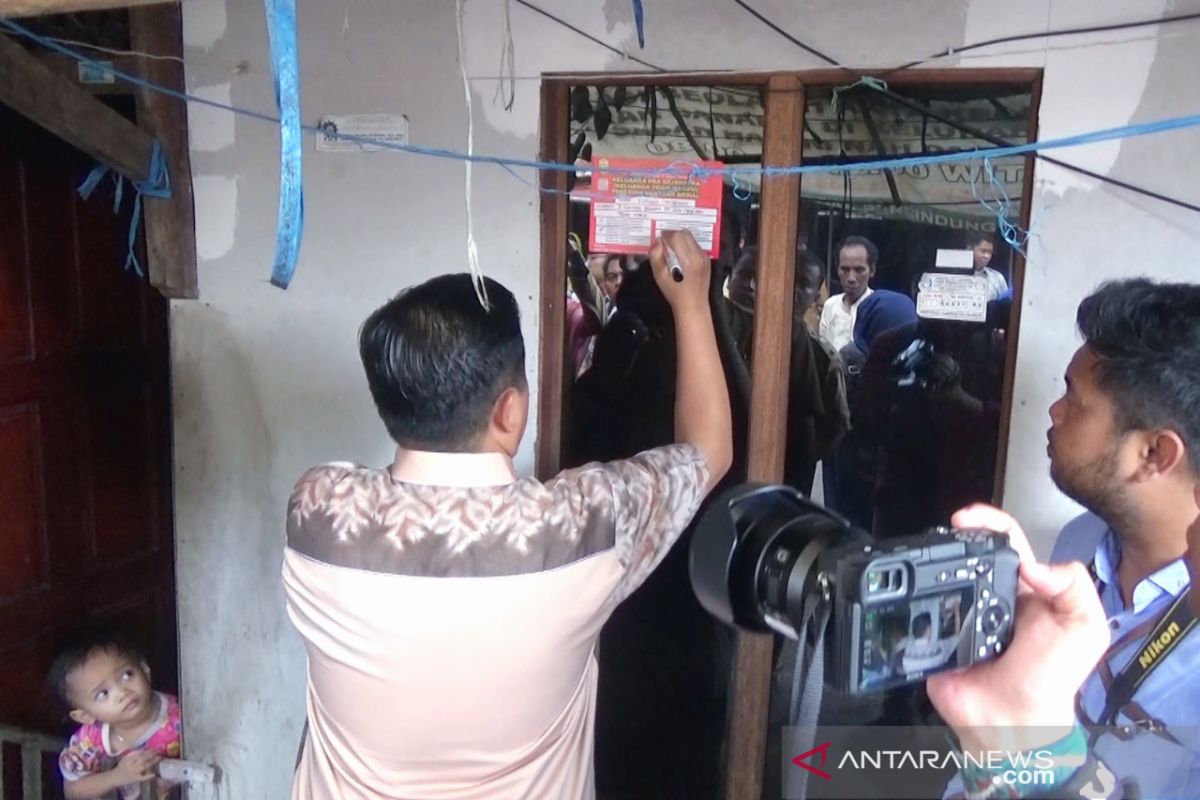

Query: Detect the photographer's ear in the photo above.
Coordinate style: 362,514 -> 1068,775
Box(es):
1134,428 -> 1188,483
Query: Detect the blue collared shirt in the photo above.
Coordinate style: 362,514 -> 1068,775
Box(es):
1051,512 -> 1200,800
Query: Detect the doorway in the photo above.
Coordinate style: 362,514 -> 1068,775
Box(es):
0,99 -> 177,791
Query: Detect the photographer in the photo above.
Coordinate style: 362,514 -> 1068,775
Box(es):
931,278 -> 1200,800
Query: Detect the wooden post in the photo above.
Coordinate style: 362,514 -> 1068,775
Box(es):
724,73 -> 805,800
535,82 -> 570,479
129,2 -> 199,299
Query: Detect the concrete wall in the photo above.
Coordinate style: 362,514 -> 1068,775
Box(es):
175,1 -> 1200,795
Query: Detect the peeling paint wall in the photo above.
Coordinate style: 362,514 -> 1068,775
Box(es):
175,1 -> 1200,795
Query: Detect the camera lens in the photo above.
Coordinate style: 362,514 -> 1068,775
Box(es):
690,484 -> 856,633
980,604 -> 1008,636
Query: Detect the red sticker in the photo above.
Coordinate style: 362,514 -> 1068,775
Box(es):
586,157 -> 725,258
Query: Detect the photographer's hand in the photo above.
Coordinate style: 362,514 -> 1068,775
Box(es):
950,505 -> 1036,566
928,560 -> 1109,755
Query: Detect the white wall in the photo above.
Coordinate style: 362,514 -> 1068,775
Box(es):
175,1 -> 1200,796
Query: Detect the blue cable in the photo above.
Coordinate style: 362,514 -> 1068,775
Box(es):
6,18 -> 1198,194
971,157 -> 1029,255
4,17 -> 1198,182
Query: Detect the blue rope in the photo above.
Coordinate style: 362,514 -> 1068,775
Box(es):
632,0 -> 645,48
77,162 -> 108,202
5,17 -> 1197,184
12,13 -> 1199,252
264,0 -> 304,289
970,156 -> 1029,255
76,140 -> 171,277
731,171 -> 752,201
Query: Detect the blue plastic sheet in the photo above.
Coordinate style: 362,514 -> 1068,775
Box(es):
77,140 -> 171,278
265,0 -> 304,289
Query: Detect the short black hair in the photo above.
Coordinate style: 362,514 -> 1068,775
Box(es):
968,232 -> 994,248
1077,278 -> 1200,474
797,247 -> 826,290
839,235 -> 879,268
359,274 -> 526,451
911,612 -> 933,638
47,629 -> 145,713
733,245 -> 825,291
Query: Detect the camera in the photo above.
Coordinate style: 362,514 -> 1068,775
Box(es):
689,484 -> 1019,695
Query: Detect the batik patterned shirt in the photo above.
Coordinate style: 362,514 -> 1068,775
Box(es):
283,444 -> 710,800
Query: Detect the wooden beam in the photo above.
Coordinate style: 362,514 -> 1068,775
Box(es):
534,81 -> 570,479
724,73 -> 805,800
0,0 -> 173,17
129,2 -> 198,298
0,33 -> 151,182
541,68 -> 1043,88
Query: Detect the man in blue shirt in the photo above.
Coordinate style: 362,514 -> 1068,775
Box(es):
1042,279 -> 1200,798
932,279 -> 1200,799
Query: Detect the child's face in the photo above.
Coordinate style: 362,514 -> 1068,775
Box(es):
66,649 -> 154,727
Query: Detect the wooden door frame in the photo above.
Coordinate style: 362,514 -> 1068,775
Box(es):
537,67 -> 1042,798
0,4 -> 197,299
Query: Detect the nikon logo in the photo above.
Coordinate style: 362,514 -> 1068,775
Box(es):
1138,621 -> 1182,669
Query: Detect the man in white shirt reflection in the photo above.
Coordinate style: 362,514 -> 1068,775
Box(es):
818,236 -> 877,351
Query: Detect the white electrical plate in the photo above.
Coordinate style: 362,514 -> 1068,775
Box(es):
316,114 -> 410,152
77,61 -> 115,84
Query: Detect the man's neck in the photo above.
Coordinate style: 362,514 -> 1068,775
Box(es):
1111,511 -> 1190,605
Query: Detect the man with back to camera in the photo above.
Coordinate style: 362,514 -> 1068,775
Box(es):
281,230 -> 731,800
818,235 -> 878,352
929,278 -> 1200,800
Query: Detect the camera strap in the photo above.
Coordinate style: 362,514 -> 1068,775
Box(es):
785,599 -> 831,800
1080,586 -> 1195,741
787,535 -> 836,727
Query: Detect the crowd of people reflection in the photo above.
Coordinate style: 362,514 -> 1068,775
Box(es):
563,220 -> 1013,799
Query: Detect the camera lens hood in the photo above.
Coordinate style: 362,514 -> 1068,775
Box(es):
690,484 -> 855,632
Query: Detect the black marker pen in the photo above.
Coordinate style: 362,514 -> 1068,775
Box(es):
666,246 -> 684,282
